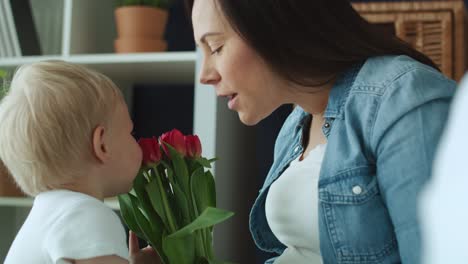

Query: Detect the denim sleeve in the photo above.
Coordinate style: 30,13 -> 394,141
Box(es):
371,68 -> 455,263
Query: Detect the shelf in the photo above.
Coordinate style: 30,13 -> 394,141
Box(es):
0,196 -> 120,210
0,52 -> 197,84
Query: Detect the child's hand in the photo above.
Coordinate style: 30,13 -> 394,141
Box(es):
129,231 -> 162,264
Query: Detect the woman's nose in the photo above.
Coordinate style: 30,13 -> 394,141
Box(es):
199,59 -> 221,85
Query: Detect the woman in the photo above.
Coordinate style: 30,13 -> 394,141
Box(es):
187,0 -> 456,263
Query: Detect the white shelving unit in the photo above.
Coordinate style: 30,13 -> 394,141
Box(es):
0,0 -> 198,261
0,0 -> 197,210
0,196 -> 120,210
0,52 -> 197,84
0,0 -> 259,262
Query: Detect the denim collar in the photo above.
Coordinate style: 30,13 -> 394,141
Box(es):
324,62 -> 363,119
295,61 -> 364,132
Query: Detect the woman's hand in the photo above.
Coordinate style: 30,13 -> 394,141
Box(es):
129,231 -> 162,264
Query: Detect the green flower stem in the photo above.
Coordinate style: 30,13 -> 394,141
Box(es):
190,196 -> 207,258
154,168 -> 178,234
204,228 -> 214,260
195,230 -> 205,258
199,227 -> 209,258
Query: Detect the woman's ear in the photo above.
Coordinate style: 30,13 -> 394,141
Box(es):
92,125 -> 108,163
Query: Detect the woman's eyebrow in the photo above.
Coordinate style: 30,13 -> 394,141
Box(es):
200,32 -> 223,43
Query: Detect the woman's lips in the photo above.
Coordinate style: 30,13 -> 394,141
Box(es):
227,93 -> 238,110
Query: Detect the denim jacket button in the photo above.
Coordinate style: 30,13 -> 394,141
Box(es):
352,185 -> 363,195
324,122 -> 330,128
294,146 -> 301,153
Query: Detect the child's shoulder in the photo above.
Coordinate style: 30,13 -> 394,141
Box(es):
34,190 -> 119,229
38,190 -> 126,246
39,189 -> 114,217
29,190 -> 129,262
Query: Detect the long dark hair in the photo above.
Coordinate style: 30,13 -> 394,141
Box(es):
186,0 -> 438,86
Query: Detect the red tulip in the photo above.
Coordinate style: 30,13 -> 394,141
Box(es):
138,137 -> 161,166
185,135 -> 202,158
159,129 -> 187,157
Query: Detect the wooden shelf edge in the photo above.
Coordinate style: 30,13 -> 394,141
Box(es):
0,51 -> 196,67
0,196 -> 120,210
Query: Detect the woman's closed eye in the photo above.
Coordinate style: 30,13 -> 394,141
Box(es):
211,45 -> 224,55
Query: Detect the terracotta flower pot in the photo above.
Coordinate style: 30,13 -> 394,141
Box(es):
114,6 -> 169,53
115,38 -> 167,53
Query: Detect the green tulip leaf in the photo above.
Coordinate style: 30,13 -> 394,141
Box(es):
146,175 -> 178,233
132,172 -> 165,241
195,157 -> 215,168
186,159 -> 202,173
118,194 -> 143,236
127,194 -> 170,264
160,160 -> 177,187
165,143 -> 190,195
191,168 -> 216,218
168,207 -> 234,239
204,171 -> 217,208
173,183 -> 191,226
196,256 -> 210,264
162,233 -> 196,264
204,228 -> 214,260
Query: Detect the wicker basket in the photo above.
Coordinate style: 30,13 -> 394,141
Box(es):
353,0 -> 467,81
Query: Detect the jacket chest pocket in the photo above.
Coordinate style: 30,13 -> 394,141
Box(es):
319,167 -> 398,264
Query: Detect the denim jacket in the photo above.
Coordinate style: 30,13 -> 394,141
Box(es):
249,56 -> 456,264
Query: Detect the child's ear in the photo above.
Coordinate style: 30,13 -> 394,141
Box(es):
92,125 -> 108,163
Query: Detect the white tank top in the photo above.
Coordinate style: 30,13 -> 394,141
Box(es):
265,143 -> 326,264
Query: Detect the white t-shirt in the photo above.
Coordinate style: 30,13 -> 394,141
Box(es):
265,144 -> 326,264
420,75 -> 468,264
5,189 -> 129,264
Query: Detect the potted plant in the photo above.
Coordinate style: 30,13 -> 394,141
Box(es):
114,0 -> 172,53
0,70 -> 6,98
0,69 -> 23,197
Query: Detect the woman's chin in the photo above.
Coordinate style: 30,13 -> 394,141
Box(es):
238,112 -> 262,126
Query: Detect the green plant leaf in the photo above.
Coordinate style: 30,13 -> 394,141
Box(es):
160,160 -> 176,186
163,233 -> 196,264
172,183 -> 191,226
191,168 -> 216,218
168,207 -> 234,239
128,194 -> 170,264
203,228 -> 214,260
146,174 -> 178,233
204,171 -> 217,208
196,256 -> 210,264
0,70 -> 8,99
165,143 -> 190,196
190,167 -> 224,256
132,171 -> 165,241
118,194 -> 143,236
186,159 -> 201,173
195,157 -> 215,168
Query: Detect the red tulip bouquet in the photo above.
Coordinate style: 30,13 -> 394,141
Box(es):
118,129 -> 234,264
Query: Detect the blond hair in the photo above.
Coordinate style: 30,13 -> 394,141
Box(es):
0,61 -> 123,196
